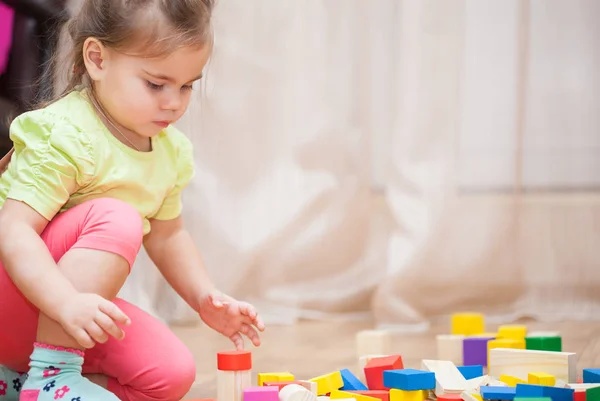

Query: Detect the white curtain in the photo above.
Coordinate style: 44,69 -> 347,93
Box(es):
81,0 -> 599,329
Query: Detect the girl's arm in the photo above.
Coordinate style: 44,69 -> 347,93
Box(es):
144,216 -> 216,311
0,199 -> 79,316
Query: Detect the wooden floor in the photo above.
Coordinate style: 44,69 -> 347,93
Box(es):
174,319 -> 600,400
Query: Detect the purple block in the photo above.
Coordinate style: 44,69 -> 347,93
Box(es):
463,337 -> 494,366
244,386 -> 279,401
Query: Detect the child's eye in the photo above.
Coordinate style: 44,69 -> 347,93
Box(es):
146,81 -> 163,91
182,84 -> 194,92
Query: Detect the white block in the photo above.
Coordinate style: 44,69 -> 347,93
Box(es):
567,383 -> 600,391
356,330 -> 392,357
437,334 -> 465,365
488,348 -> 577,383
218,369 -> 251,401
422,359 -> 467,396
279,384 -> 317,401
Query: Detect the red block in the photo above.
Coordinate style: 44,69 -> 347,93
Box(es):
574,390 -> 586,401
364,355 -> 404,390
438,395 -> 462,401
348,390 -> 390,401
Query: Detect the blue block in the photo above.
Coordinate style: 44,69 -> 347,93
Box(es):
383,369 -> 436,391
457,365 -> 484,380
584,369 -> 600,384
515,384 -> 575,401
340,368 -> 368,391
516,384 -> 546,398
481,386 -> 517,400
542,386 -> 574,401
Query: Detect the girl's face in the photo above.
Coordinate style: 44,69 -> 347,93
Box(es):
85,39 -> 211,143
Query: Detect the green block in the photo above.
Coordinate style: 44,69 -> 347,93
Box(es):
525,336 -> 562,352
588,386 -> 600,401
514,398 -> 552,401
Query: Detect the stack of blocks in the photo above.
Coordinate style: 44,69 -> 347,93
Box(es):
184,313 -> 600,401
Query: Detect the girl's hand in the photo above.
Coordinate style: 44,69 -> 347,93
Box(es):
197,289 -> 265,349
56,293 -> 131,349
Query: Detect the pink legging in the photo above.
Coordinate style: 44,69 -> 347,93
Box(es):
0,198 -> 196,401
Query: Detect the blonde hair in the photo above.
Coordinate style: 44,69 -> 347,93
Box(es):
38,0 -> 214,107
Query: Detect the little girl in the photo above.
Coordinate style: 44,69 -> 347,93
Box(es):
0,1 -> 265,400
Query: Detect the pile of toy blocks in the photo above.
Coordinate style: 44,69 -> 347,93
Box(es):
185,312 -> 600,401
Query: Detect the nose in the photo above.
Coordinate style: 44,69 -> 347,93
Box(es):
160,90 -> 183,111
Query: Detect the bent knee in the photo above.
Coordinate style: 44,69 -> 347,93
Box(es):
141,349 -> 196,401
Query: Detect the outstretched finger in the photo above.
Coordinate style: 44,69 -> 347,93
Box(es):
229,332 -> 245,350
240,323 -> 261,347
238,303 -> 265,331
99,300 -> 131,326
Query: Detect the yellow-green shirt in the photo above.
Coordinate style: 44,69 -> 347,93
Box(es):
0,90 -> 194,235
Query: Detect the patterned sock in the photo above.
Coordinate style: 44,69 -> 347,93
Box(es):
0,365 -> 27,400
19,343 -> 119,401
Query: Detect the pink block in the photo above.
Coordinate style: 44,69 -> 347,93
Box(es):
243,386 -> 279,401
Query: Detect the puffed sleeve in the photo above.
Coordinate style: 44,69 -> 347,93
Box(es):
152,134 -> 195,220
6,111 -> 95,220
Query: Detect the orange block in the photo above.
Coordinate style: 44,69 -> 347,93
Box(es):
364,355 -> 404,390
348,390 -> 390,401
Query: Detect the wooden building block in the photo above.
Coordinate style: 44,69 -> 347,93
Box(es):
340,368 -> 368,391
330,390 -> 380,401
584,369 -> 600,384
365,355 -> 404,390
465,375 -> 491,393
279,383 -> 318,401
346,390 -> 390,401
567,384 -> 600,391
515,384 -> 574,401
243,386 -> 279,401
451,313 -> 485,336
437,335 -> 465,366
587,385 -> 600,401
310,371 -> 344,396
463,337 -> 495,367
437,394 -> 462,401
460,391 -> 482,401
499,375 -> 526,387
528,372 -> 556,386
383,369 -> 435,391
357,330 -> 392,358
218,370 -> 252,401
513,398 -> 551,401
574,391 -> 586,401
217,351 -> 252,401
525,336 -> 562,352
480,386 -> 516,400
488,348 -> 577,383
258,372 -> 295,386
457,366 -> 483,380
497,325 -> 527,340
421,359 -> 467,396
389,389 -> 428,401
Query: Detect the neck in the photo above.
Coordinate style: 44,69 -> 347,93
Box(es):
88,91 -> 152,152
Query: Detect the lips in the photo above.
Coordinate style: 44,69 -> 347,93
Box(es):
154,121 -> 170,128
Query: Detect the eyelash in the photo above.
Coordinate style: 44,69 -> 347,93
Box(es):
145,81 -> 194,92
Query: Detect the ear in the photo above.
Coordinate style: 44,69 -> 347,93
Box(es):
82,38 -> 108,81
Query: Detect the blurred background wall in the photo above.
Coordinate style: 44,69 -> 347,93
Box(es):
50,0 -> 600,330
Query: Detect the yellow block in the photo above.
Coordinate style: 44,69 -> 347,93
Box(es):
389,389 -> 428,401
331,390 -> 380,401
257,372 -> 295,386
487,338 -> 525,363
309,371 -> 344,396
471,393 -> 483,401
451,313 -> 485,335
500,374 -> 526,386
528,372 -> 556,386
497,325 -> 527,340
